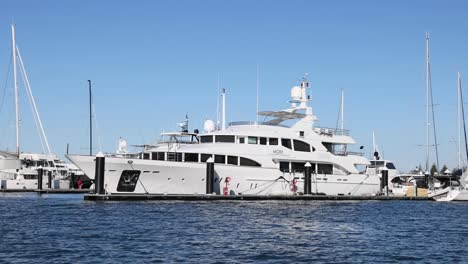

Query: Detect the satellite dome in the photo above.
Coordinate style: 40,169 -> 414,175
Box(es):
204,119 -> 215,132
290,86 -> 302,100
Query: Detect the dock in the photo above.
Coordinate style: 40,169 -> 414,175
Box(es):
84,193 -> 429,201
1,189 -> 92,194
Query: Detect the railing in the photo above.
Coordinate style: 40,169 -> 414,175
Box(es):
228,121 -> 289,128
333,150 -> 365,156
314,127 -> 350,136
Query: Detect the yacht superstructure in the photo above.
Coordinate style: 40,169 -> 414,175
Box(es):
67,75 -> 382,196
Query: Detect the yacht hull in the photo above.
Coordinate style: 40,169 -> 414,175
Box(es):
430,187 -> 468,201
67,155 -> 380,196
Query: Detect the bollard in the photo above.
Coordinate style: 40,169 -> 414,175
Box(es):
206,157 -> 214,194
48,171 -> 52,189
304,162 -> 312,195
94,152 -> 106,195
37,166 -> 43,190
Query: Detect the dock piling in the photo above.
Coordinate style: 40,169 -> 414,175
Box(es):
304,162 -> 312,195
37,166 -> 43,190
47,171 -> 52,189
94,152 -> 105,195
206,157 -> 214,194
381,169 -> 388,196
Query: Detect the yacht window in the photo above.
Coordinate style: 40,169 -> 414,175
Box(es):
291,162 -> 306,172
269,138 -> 278,145
312,146 -> 316,152
299,131 -> 305,137
167,152 -> 182,162
200,135 -> 213,143
143,153 -> 150,160
293,140 -> 310,152
201,154 -> 213,162
240,157 -> 261,167
386,163 -> 396,170
157,152 -> 165,161
228,156 -> 238,165
215,155 -> 226,164
248,137 -> 258,144
239,137 -> 245,144
280,161 -> 289,172
318,164 -> 333,174
281,138 -> 292,149
184,153 -> 199,162
49,161 -> 54,167
151,152 -> 158,160
215,135 -> 235,143
259,137 -> 267,145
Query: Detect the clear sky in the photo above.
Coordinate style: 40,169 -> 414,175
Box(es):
0,0 -> 467,172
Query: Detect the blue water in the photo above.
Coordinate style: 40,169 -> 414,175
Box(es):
0,194 -> 467,263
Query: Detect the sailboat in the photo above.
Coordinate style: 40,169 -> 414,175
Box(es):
0,25 -> 78,190
430,72 -> 468,201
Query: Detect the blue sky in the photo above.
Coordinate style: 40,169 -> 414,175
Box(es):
0,0 -> 467,172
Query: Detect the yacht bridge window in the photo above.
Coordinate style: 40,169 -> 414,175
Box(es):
215,135 -> 235,143
248,137 -> 258,144
269,138 -> 278,145
200,135 -> 214,143
260,137 -> 267,145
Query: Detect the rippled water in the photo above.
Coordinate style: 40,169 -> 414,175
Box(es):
0,193 -> 467,263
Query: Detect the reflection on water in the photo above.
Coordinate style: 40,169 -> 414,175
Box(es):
0,194 -> 467,263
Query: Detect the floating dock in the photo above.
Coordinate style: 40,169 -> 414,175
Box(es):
84,194 -> 429,201
1,189 -> 92,194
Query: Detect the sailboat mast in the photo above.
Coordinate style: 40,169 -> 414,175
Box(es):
88,80 -> 92,156
425,32 -> 430,173
11,24 -> 20,156
458,72 -> 462,169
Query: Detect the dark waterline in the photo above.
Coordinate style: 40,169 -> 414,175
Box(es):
0,193 -> 467,263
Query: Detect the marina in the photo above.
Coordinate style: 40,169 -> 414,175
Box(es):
1,1 -> 468,263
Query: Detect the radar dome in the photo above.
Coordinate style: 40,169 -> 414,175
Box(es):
204,119 -> 215,132
290,86 -> 302,100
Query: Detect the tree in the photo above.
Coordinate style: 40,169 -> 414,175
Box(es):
430,163 -> 438,176
440,164 -> 448,175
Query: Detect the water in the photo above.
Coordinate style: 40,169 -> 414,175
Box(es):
0,194 -> 467,263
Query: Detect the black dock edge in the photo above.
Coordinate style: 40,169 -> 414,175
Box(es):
84,194 -> 430,201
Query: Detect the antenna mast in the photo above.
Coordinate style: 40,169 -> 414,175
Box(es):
256,64 -> 259,124
221,88 -> 226,130
11,24 -> 20,156
341,89 -> 344,132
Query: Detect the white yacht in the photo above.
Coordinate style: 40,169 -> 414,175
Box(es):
0,153 -> 80,190
67,75 -> 382,196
